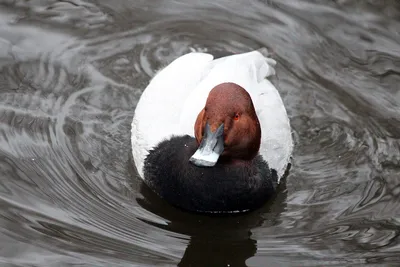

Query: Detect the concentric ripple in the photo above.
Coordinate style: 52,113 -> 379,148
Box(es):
1,0 -> 400,266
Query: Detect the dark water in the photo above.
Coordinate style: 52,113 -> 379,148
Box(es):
0,0 -> 400,266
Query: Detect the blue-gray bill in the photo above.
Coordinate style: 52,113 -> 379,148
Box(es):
189,123 -> 224,167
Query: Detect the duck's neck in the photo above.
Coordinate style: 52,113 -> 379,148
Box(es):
216,156 -> 253,167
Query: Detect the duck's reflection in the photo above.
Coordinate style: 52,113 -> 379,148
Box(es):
138,173 -> 288,267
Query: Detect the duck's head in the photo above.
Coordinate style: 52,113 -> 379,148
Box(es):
190,82 -> 261,167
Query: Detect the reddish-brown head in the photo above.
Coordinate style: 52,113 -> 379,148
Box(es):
189,82 -> 261,167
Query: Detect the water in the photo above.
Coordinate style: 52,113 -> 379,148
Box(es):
0,0 -> 400,266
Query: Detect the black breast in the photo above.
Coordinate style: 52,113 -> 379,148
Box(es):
143,135 -> 277,213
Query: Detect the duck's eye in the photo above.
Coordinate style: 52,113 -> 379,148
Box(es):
234,113 -> 240,121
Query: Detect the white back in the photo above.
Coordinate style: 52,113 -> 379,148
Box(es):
131,50 -> 293,181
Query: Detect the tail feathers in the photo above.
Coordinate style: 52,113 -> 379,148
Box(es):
256,47 -> 271,57
256,47 -> 276,82
199,48 -> 277,84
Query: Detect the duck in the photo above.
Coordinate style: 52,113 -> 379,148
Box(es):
131,48 -> 293,213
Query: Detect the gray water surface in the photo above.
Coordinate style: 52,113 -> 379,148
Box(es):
1,0 -> 400,266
